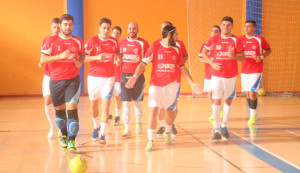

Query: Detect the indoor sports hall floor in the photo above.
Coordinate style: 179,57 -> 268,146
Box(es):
0,95 -> 299,173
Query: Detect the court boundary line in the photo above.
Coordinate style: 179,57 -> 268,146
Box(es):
176,124 -> 245,173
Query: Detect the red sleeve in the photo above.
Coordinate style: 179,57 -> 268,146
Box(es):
84,38 -> 94,55
235,37 -> 244,54
78,38 -> 85,54
179,41 -> 188,57
142,45 -> 154,65
261,37 -> 270,50
114,37 -> 120,53
41,36 -> 53,55
144,40 -> 150,53
178,49 -> 184,67
203,37 -> 214,51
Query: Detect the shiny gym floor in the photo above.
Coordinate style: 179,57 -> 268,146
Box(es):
0,95 -> 299,173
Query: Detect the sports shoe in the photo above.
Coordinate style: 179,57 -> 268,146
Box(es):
145,140 -> 155,151
136,123 -> 142,134
212,132 -> 221,141
108,114 -> 113,124
163,132 -> 172,144
67,140 -> 76,152
208,108 -> 223,121
171,125 -> 177,136
156,127 -> 165,136
248,115 -> 258,125
98,135 -> 106,144
48,127 -> 56,139
114,116 -> 120,126
92,127 -> 100,141
61,135 -> 68,149
121,128 -> 131,137
220,126 -> 229,139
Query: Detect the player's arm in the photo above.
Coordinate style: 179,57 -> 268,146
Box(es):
84,53 -> 106,62
114,52 -> 122,66
183,56 -> 188,63
74,53 -> 86,68
229,48 -> 245,61
124,62 -> 147,89
255,48 -> 272,62
201,48 -> 222,71
179,65 -> 202,94
40,49 -> 70,64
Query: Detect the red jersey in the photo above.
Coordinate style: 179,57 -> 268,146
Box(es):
119,37 -> 149,74
142,41 -> 184,86
85,35 -> 120,77
41,34 -> 84,81
114,64 -> 122,82
199,43 -> 212,79
41,36 -> 52,76
240,34 -> 270,74
204,34 -> 244,78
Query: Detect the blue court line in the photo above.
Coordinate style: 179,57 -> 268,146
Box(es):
230,131 -> 300,173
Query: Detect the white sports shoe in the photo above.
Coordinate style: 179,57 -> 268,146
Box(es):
47,127 -> 56,139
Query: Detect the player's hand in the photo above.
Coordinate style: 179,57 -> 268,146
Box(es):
74,60 -> 82,68
191,83 -> 203,95
228,47 -> 235,59
60,50 -> 70,59
97,53 -> 106,61
38,62 -> 43,68
254,56 -> 262,62
115,58 -> 122,66
125,76 -> 137,88
211,62 -> 222,71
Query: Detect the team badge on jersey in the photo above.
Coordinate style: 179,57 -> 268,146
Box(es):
216,45 -> 221,50
134,48 -> 138,54
252,45 -> 256,49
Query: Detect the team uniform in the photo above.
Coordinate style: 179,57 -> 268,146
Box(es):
85,35 -> 119,100
240,34 -> 270,92
199,43 -> 213,92
41,33 -> 84,150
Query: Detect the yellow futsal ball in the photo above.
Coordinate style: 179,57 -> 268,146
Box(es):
258,88 -> 266,96
69,156 -> 87,173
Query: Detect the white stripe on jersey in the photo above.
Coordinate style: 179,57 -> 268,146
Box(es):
142,53 -> 153,65
70,36 -> 82,50
171,46 -> 179,54
253,36 -> 263,55
176,42 -> 181,48
230,36 -> 237,48
84,44 -> 93,55
108,38 -> 118,49
135,39 -> 145,57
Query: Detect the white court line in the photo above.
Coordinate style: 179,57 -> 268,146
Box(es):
286,130 -> 300,137
230,131 -> 300,170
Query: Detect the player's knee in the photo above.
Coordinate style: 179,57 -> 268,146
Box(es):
56,118 -> 66,129
69,121 -> 79,135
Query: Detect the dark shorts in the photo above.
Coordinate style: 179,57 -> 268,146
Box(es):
50,75 -> 81,107
121,73 -> 145,102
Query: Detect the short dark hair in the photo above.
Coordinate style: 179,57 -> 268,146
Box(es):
99,17 -> 112,26
112,26 -> 122,34
59,14 -> 74,23
162,21 -> 173,26
52,18 -> 60,24
213,25 -> 221,32
162,25 -> 176,38
221,16 -> 233,25
245,20 -> 256,27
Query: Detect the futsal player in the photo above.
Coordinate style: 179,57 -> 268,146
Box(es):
201,16 -> 244,141
40,14 -> 86,151
119,22 -> 149,137
84,17 -> 120,144
240,20 -> 272,125
125,25 -> 201,151
111,26 -> 122,126
198,25 -> 223,121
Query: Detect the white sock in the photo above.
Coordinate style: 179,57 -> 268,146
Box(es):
115,108 -> 120,117
122,101 -> 131,127
212,104 -> 221,130
147,129 -> 155,141
223,104 -> 232,125
124,124 -> 130,129
134,101 -> 143,124
249,108 -> 257,116
165,124 -> 172,133
44,104 -> 55,128
92,117 -> 100,129
100,123 -> 107,136
159,120 -> 165,127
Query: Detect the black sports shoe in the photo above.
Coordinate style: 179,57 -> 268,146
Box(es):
114,116 -> 120,126
156,127 -> 165,135
212,132 -> 221,141
220,126 -> 229,139
108,114 -> 113,124
171,124 -> 177,136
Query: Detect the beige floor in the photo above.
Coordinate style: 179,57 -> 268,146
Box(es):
0,96 -> 300,173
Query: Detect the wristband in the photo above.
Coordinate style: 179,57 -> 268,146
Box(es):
260,56 -> 264,60
132,74 -> 137,79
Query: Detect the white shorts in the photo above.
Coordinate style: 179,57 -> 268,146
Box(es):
42,75 -> 51,97
211,76 -> 236,100
241,73 -> 262,92
203,78 -> 212,92
88,75 -> 115,100
113,82 -> 121,97
148,82 -> 180,111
